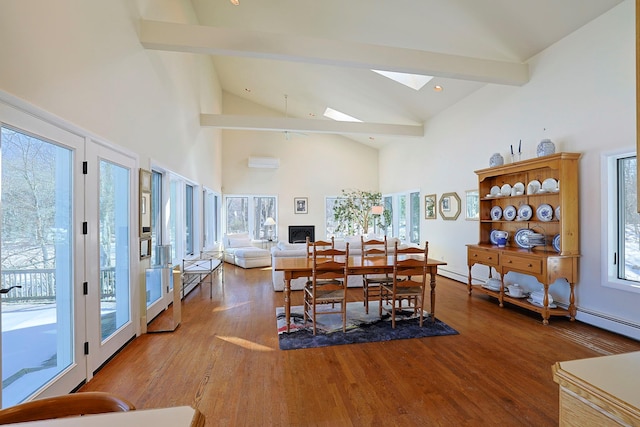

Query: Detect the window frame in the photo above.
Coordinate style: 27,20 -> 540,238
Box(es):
385,190 -> 420,243
203,187 -> 221,250
602,149 -> 640,294
223,194 -> 277,240
324,191 -> 418,243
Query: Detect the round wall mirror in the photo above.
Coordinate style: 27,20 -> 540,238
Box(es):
439,192 -> 461,220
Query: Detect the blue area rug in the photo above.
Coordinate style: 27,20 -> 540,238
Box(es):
276,301 -> 458,350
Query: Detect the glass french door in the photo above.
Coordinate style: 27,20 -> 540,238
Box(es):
146,171 -> 172,322
0,99 -> 138,405
0,109 -> 86,407
85,143 -> 136,374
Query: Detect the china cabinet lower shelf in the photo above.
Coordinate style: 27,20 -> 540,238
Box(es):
467,244 -> 578,324
471,285 -> 572,318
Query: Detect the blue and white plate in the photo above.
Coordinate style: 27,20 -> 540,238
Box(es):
491,206 -> 502,220
552,234 -> 561,252
517,204 -> 532,221
514,229 -> 535,248
536,204 -> 553,221
503,205 -> 517,221
555,205 -> 561,220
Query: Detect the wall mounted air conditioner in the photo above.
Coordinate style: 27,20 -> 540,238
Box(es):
248,156 -> 280,169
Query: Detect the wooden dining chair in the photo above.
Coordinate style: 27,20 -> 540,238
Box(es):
305,236 -> 334,257
360,236 -> 392,314
305,236 -> 335,285
0,391 -> 135,425
303,242 -> 349,335
379,241 -> 430,328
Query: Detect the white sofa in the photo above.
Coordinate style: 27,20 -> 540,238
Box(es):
222,233 -> 271,269
270,236 -> 403,291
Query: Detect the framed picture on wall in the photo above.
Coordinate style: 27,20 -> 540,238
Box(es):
466,189 -> 480,220
425,194 -> 437,219
294,197 -> 308,214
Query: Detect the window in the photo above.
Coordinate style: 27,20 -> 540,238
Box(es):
604,151 -> 640,293
380,196 -> 393,237
1,126 -> 74,406
224,194 -> 277,239
383,191 -> 420,243
325,197 -> 341,238
324,192 -> 416,242
150,171 -> 163,266
398,194 -> 407,241
185,184 -> 194,256
409,191 -> 420,244
203,188 -> 221,249
169,177 -> 177,261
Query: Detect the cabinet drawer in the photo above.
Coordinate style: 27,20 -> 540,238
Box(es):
502,254 -> 542,274
468,248 -> 499,267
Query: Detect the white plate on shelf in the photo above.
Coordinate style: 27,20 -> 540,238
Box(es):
489,229 -> 500,245
527,180 -> 541,195
542,178 -> 559,192
513,182 -> 525,195
514,228 -> 545,248
555,205 -> 560,220
536,204 -> 554,221
500,184 -> 512,196
491,206 -> 502,220
503,205 -> 516,221
517,204 -> 532,221
490,185 -> 501,197
552,234 -> 561,252
527,298 -> 557,309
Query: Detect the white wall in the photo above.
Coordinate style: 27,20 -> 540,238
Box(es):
0,0 -> 223,190
221,92 -> 379,241
381,0 -> 639,337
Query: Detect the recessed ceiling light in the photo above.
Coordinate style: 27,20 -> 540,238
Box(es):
308,113 -> 316,117
244,88 -> 251,92
230,0 -> 239,5
433,85 -> 443,92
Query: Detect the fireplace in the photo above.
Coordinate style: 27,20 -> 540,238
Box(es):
288,225 -> 315,244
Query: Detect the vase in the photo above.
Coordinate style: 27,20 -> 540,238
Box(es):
536,139 -> 555,157
489,153 -> 504,167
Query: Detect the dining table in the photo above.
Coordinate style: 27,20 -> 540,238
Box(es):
274,254 -> 447,332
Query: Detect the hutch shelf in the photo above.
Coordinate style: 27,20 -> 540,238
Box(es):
466,152 -> 580,324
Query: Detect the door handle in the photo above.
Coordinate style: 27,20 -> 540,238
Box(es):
0,285 -> 21,294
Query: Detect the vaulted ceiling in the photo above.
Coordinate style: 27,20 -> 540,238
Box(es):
140,0 -> 624,147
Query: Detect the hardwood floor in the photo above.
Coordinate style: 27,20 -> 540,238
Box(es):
80,264 -> 640,426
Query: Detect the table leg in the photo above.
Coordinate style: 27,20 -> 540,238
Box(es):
429,268 -> 436,323
284,274 -> 292,333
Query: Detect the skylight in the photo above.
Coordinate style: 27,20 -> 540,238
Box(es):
323,107 -> 361,122
371,69 -> 433,91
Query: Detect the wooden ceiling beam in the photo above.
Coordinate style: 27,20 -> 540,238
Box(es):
140,20 -> 529,86
200,114 -> 424,137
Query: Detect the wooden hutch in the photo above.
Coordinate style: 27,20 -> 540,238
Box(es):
467,152 -> 580,324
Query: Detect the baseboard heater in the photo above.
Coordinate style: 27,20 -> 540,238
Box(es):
575,307 -> 640,341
